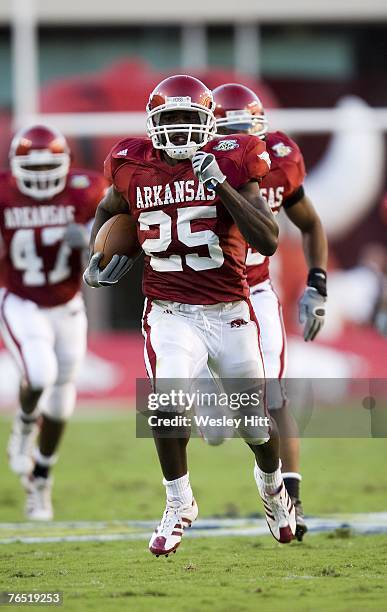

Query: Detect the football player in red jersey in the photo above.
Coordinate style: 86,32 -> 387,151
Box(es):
213,83 -> 329,540
0,125 -> 107,520
85,74 -> 298,555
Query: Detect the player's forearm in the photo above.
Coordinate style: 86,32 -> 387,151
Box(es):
301,217 -> 328,270
285,195 -> 328,271
89,205 -> 113,253
216,181 -> 279,255
89,186 -> 129,253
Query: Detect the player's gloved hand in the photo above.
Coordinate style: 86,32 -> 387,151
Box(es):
63,223 -> 89,250
298,268 -> 327,341
83,252 -> 132,288
192,151 -> 226,191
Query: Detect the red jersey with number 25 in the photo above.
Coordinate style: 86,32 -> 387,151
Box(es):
0,169 -> 107,306
246,131 -> 306,287
105,134 -> 271,304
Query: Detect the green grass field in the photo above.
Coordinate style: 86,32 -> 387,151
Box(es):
1,536 -> 387,612
1,410 -> 387,611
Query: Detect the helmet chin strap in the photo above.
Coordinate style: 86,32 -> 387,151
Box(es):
165,141 -> 200,160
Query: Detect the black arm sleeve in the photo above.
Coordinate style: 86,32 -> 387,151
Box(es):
283,185 -> 305,209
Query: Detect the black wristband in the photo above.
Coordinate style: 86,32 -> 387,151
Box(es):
307,268 -> 327,297
283,185 -> 305,209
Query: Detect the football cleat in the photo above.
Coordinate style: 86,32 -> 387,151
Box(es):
23,476 -> 54,521
149,498 -> 198,557
254,465 -> 296,544
292,498 -> 308,541
7,415 -> 38,476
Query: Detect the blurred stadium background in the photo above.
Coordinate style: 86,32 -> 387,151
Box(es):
0,0 -> 386,408
1,8 -> 387,609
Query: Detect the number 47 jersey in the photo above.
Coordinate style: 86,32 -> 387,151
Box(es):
105,134 -> 271,304
0,169 -> 107,307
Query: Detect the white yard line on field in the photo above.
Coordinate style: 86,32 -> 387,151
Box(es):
1,513 -> 387,544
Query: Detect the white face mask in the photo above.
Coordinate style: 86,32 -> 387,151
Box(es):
11,150 -> 70,200
146,103 -> 216,160
216,109 -> 268,139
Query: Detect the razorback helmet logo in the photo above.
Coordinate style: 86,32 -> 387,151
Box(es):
213,83 -> 268,138
9,125 -> 71,200
146,74 -> 216,160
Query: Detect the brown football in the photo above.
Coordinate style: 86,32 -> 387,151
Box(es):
94,214 -> 141,269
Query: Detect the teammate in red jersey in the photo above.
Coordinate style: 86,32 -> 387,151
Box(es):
213,83 -> 329,540
0,124 -> 107,520
85,74 -> 297,555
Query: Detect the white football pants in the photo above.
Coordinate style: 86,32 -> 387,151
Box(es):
0,290 -> 87,421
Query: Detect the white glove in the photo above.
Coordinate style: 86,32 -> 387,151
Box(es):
299,287 -> 327,341
63,223 -> 89,250
192,151 -> 226,190
83,252 -> 132,288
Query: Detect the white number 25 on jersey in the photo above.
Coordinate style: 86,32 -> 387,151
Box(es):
10,227 -> 72,286
138,206 -> 224,272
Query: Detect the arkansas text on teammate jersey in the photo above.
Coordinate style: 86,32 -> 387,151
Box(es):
0,169 -> 107,306
105,134 -> 270,304
246,131 -> 306,287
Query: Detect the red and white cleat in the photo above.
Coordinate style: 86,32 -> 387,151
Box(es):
255,466 -> 296,544
7,415 -> 38,477
23,476 -> 54,521
149,498 -> 198,557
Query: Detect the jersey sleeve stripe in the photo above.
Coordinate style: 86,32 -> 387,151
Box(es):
141,298 -> 157,383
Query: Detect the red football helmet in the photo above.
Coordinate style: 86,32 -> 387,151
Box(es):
213,83 -> 268,138
146,74 -> 216,159
9,124 -> 71,200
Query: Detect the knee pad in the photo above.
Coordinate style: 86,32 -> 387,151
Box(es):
40,382 -> 76,422
242,435 -> 270,446
237,409 -> 271,446
56,355 -> 84,386
266,379 -> 288,412
23,339 -> 58,390
237,416 -> 270,445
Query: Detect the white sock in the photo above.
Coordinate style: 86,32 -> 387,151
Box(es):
163,472 -> 193,506
34,448 -> 57,467
18,408 -> 39,424
255,461 -> 283,495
